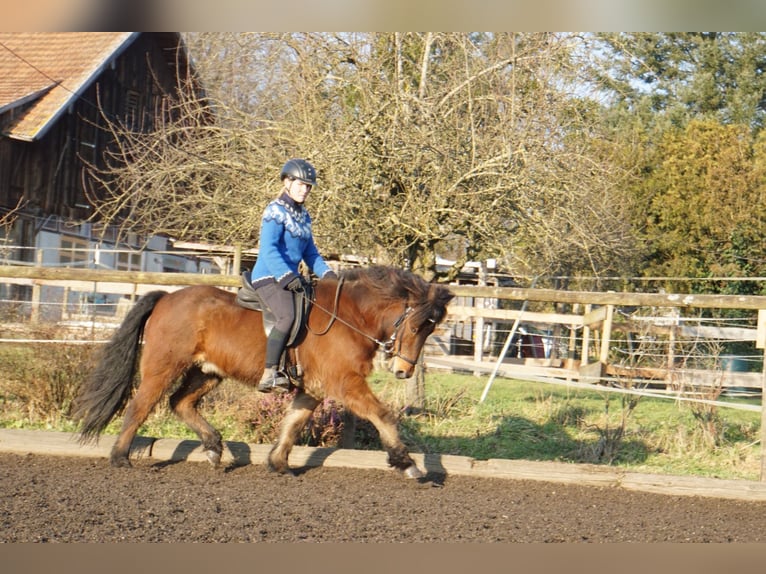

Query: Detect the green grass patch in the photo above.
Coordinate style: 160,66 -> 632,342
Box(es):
363,371 -> 761,481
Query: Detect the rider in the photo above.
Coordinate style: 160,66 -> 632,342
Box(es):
250,158 -> 338,393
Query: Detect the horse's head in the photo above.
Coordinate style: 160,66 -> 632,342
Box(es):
346,267 -> 454,379
387,280 -> 454,378
326,266 -> 454,379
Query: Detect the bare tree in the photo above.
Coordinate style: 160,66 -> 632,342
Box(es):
0,198 -> 25,261
86,33 -> 640,282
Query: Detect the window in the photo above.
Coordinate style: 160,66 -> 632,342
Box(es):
60,237 -> 90,267
116,250 -> 141,271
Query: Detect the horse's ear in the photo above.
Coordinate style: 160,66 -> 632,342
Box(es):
430,283 -> 455,306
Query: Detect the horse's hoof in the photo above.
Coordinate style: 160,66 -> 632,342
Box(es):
267,460 -> 289,474
204,449 -> 221,467
109,456 -> 132,468
402,464 -> 424,479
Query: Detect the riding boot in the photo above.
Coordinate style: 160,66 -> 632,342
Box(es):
258,329 -> 291,393
258,366 -> 290,393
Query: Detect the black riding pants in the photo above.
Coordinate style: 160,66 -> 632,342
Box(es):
254,280 -> 296,368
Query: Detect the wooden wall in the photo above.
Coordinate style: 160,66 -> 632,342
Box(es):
0,34 -> 190,256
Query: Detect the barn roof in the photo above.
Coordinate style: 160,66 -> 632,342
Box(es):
0,33 -> 166,142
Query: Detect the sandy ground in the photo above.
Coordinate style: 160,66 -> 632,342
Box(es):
2,452 -> 766,542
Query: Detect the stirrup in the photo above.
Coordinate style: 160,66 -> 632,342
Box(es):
258,369 -> 291,393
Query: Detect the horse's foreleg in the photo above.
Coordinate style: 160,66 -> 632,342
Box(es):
268,391 -> 320,474
169,367 -> 224,466
341,381 -> 423,478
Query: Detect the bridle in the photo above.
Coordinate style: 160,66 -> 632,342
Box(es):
305,277 -> 424,365
384,305 -> 419,366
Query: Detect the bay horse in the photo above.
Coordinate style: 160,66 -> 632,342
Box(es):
72,266 -> 454,479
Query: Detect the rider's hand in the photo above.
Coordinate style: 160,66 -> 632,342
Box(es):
286,276 -> 304,292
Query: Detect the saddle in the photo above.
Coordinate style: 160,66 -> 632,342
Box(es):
236,270 -> 312,348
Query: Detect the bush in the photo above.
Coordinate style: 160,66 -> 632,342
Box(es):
0,342 -> 97,426
227,390 -> 346,447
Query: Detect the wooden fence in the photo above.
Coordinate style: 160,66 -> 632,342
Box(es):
1,264 -> 766,479
441,286 -> 766,391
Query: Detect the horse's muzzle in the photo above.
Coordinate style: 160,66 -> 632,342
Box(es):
392,357 -> 415,379
391,352 -> 417,379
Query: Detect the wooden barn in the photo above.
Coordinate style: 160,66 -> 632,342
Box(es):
0,32 -> 198,267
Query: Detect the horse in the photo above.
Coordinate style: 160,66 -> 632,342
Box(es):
71,265 -> 454,479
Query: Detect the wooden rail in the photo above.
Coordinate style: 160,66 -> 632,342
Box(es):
0,265 -> 239,287
448,283 -> 766,310
3,263 -> 766,307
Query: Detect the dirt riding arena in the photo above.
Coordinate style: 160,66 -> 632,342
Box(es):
2,446 -> 766,543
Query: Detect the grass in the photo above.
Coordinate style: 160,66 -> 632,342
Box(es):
0,341 -> 762,481
381,372 -> 762,481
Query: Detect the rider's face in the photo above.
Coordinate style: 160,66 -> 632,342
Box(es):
285,178 -> 312,204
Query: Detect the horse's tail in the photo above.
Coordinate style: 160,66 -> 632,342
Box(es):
72,290 -> 168,444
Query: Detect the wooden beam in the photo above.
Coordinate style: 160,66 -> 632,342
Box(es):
4,265 -> 766,310
583,305 -> 607,327
757,309 -> 766,349
0,265 -> 238,287
446,283 -> 766,310
447,305 -> 582,326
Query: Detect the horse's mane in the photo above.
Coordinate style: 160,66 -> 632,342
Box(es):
340,266 -> 422,300
339,266 -> 454,324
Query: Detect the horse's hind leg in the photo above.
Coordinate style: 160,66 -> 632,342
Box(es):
268,391 -> 320,474
169,367 -> 224,466
340,380 -> 422,478
110,374 -> 171,467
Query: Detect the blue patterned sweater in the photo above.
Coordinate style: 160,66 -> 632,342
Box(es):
250,192 -> 333,288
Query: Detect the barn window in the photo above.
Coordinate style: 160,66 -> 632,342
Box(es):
116,250 -> 141,271
60,236 -> 91,268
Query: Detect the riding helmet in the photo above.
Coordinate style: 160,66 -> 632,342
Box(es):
280,158 -> 317,187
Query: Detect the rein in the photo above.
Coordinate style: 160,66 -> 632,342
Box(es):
304,278 -> 417,363
306,277 -> 345,336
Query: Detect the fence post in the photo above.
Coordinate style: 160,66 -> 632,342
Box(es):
757,309 -> 766,481
473,263 -> 486,375
233,244 -> 242,275
761,354 -> 766,482
666,324 -> 677,387
567,303 -> 579,380
582,304 -> 592,366
599,304 -> 614,365
30,249 -> 43,322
